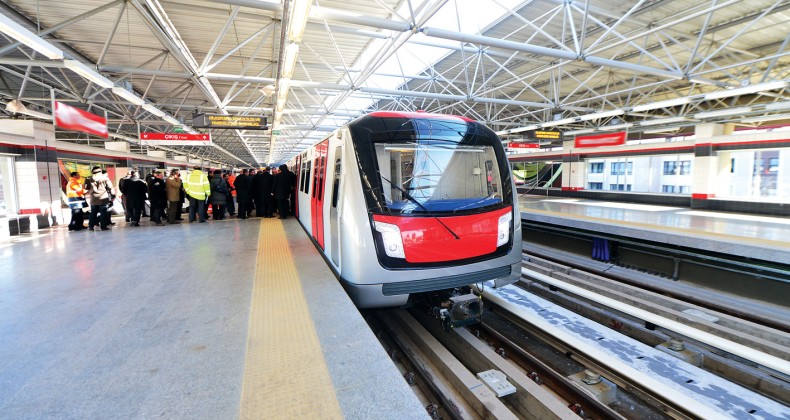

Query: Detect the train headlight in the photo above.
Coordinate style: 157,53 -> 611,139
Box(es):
374,221 -> 406,259
497,211 -> 512,247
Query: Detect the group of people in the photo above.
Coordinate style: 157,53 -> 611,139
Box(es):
183,164 -> 297,223
65,164 -> 297,231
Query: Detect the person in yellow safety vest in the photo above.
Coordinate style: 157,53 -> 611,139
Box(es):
66,171 -> 87,231
184,165 -> 211,223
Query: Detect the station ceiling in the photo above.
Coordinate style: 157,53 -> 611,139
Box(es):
0,0 -> 788,167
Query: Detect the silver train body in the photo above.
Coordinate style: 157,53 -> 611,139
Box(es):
289,111 -> 522,308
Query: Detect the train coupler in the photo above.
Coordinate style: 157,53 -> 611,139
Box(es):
433,293 -> 483,331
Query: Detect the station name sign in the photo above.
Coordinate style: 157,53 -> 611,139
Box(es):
192,113 -> 268,130
508,142 -> 540,149
140,132 -> 212,146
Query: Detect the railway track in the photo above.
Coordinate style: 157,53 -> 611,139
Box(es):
369,267 -> 789,419
521,247 -> 790,403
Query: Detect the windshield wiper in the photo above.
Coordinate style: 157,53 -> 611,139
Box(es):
380,175 -> 460,240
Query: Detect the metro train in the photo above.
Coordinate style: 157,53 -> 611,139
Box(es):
289,111 -> 523,325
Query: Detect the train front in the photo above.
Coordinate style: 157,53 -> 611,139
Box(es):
344,111 -> 522,317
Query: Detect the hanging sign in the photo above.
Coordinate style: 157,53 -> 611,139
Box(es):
140,132 -> 212,146
54,101 -> 108,138
192,113 -> 268,130
508,142 -> 540,149
574,131 -> 627,148
527,130 -> 562,140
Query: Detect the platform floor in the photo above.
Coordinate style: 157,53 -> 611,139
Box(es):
0,217 -> 427,419
519,195 -> 790,264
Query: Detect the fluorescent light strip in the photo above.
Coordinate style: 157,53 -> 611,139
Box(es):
765,101 -> 790,112
541,117 -> 576,128
639,116 -> 690,126
64,59 -> 114,88
579,109 -> 624,121
694,107 -> 752,119
112,86 -> 145,106
741,113 -> 790,123
509,124 -> 539,134
600,123 -> 633,131
142,103 -> 166,118
704,81 -> 788,101
282,44 -> 300,78
631,97 -> 691,112
277,78 -> 292,99
0,13 -> 64,59
289,0 -> 312,42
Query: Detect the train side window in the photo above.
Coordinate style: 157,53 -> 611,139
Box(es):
332,148 -> 342,208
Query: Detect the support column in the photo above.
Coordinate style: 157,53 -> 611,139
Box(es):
691,123 -> 733,208
561,138 -> 584,191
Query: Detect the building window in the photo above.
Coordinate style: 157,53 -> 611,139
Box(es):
679,160 -> 691,175
589,162 -> 604,173
609,184 -> 632,191
663,161 -> 677,175
662,185 -> 675,193
588,182 -> 603,190
610,162 -> 633,175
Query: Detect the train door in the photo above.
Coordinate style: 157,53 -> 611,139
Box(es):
311,140 -> 328,249
294,155 -> 301,218
329,145 -> 342,266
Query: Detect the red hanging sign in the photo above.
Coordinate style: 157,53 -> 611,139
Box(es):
508,142 -> 540,149
139,132 -> 212,146
574,131 -> 627,148
54,101 -> 108,138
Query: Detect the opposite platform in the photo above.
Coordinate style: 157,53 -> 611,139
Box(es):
0,217 -> 427,419
519,195 -> 790,264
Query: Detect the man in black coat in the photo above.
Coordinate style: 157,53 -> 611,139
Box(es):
149,170 -> 167,226
272,164 -> 295,219
124,171 -> 148,226
234,169 -> 252,219
253,167 -> 274,217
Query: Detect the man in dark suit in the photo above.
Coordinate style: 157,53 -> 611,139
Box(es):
272,164 -> 296,219
234,169 -> 252,219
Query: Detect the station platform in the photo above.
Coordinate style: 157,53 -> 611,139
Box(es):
519,194 -> 790,265
0,217 -> 428,419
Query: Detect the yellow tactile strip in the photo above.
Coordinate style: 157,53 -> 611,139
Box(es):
240,220 -> 343,419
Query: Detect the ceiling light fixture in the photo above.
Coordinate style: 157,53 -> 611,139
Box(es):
694,106 -> 753,119
111,86 -> 145,106
0,13 -> 64,59
631,97 -> 691,112
541,117 -> 576,128
64,59 -> 114,88
288,0 -> 312,43
281,43 -> 300,78
765,101 -> 790,112
600,122 -> 633,131
703,81 -> 788,101
142,103 -> 166,118
741,113 -> 790,123
639,116 -> 691,126
579,109 -> 625,121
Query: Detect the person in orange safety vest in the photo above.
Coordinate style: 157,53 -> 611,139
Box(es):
66,171 -> 87,231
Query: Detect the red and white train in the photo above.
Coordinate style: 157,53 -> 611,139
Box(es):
289,111 -> 523,318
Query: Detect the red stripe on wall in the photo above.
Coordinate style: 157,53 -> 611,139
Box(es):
18,208 -> 41,214
692,193 -> 714,200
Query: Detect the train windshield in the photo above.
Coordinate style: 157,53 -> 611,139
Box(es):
349,114 -> 512,215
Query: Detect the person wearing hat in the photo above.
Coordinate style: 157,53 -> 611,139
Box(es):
183,165 -> 211,223
84,166 -> 115,230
